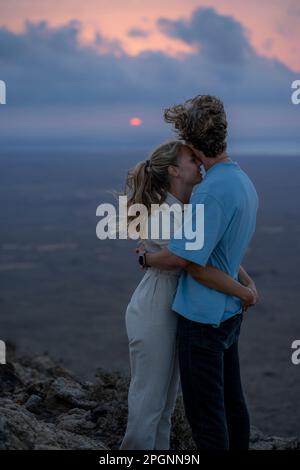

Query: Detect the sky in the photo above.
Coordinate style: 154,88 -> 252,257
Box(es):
0,0 -> 299,154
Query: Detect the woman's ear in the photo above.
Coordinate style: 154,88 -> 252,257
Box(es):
168,165 -> 179,178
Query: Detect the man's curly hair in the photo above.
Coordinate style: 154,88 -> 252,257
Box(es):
164,95 -> 227,158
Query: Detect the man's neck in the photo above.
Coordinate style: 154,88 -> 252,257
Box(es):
203,151 -> 230,171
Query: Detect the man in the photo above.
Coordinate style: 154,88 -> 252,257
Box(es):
138,95 -> 259,450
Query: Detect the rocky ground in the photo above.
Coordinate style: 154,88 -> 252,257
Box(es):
0,343 -> 299,451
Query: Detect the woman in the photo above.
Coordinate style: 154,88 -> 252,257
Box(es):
119,140 -> 256,450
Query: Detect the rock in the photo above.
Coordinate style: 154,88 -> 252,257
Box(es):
24,394 -> 43,414
90,404 -> 112,423
56,408 -> 96,432
249,426 -> 300,450
45,376 -> 98,411
0,349 -> 299,451
0,401 -> 106,450
0,363 -> 23,394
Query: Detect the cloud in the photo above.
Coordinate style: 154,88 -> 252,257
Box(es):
262,38 -> 273,51
157,7 -> 253,65
0,20 -> 183,106
0,12 -> 295,107
127,27 -> 150,38
0,8 -> 299,152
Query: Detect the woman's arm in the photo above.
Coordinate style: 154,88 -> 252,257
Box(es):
138,245 -> 189,270
238,266 -> 258,295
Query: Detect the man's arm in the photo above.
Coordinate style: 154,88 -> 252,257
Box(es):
186,262 -> 257,305
142,246 -> 190,270
142,247 -> 257,306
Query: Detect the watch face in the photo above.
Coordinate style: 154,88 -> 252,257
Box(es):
138,254 -> 144,266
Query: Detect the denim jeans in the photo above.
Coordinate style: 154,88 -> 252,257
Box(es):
177,313 -> 250,450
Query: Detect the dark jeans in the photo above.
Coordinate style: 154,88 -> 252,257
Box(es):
177,313 -> 250,450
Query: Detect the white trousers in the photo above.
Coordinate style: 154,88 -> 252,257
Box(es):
120,268 -> 180,450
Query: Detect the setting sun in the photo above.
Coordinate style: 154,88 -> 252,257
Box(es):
130,117 -> 142,126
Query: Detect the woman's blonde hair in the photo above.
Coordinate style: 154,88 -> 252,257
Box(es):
114,140 -> 186,232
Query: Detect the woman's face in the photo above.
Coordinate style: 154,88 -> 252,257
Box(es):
176,145 -> 203,186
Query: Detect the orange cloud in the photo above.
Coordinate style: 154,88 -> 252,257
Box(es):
1,0 -> 299,70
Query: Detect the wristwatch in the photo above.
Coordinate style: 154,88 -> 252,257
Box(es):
138,250 -> 150,269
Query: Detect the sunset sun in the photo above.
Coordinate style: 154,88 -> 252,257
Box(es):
130,117 -> 142,126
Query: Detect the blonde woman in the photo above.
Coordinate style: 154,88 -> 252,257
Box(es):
119,140 -> 256,450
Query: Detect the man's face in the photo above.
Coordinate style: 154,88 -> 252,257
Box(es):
185,142 -> 218,171
176,145 -> 202,186
185,142 -> 204,165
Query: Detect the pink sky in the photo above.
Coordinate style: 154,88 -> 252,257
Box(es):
1,0 -> 300,71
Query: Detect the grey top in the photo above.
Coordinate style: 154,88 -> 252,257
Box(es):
142,191 -> 185,276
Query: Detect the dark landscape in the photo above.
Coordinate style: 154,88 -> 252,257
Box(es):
1,150 -> 300,437
1,345 -> 299,450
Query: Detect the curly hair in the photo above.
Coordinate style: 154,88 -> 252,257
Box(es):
164,95 -> 227,158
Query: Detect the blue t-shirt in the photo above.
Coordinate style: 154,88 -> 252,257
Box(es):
168,159 -> 259,326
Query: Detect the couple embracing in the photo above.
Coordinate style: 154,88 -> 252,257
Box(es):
119,95 -> 259,451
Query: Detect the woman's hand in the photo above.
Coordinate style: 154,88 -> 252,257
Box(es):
247,281 -> 259,303
135,241 -> 146,254
135,241 -> 147,269
237,266 -> 259,311
241,286 -> 258,312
